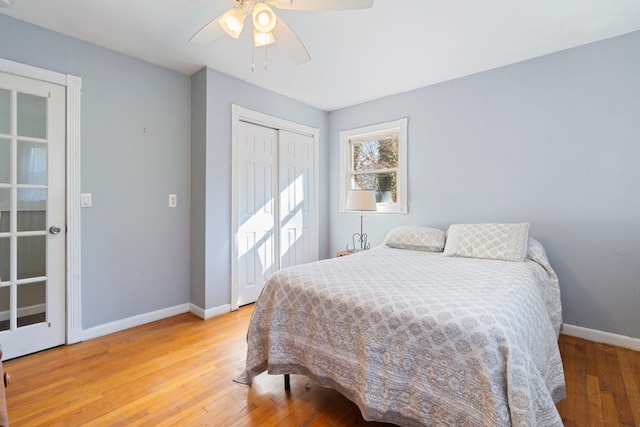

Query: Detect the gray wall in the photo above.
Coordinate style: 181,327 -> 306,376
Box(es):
191,68 -> 329,310
0,14 -> 192,329
329,31 -> 640,339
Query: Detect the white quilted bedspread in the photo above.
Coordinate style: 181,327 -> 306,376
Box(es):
236,241 -> 566,427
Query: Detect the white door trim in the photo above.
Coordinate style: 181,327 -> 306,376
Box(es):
230,104 -> 319,311
0,58 -> 82,344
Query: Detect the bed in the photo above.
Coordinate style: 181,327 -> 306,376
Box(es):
236,224 -> 566,426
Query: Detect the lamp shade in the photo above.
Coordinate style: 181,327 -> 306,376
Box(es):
253,29 -> 275,46
252,3 -> 277,33
219,7 -> 245,39
345,190 -> 377,211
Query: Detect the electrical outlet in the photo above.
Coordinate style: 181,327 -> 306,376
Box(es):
169,194 -> 177,207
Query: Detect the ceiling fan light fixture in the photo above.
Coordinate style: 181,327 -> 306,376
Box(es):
252,3 -> 277,33
219,7 -> 246,39
253,29 -> 275,47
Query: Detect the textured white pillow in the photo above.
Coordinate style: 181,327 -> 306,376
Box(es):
443,222 -> 530,262
383,226 -> 446,252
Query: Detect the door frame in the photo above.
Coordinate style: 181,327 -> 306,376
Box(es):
230,104 -> 319,311
0,58 -> 82,344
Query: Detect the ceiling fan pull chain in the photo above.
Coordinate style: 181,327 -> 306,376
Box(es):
264,43 -> 269,70
251,43 -> 255,72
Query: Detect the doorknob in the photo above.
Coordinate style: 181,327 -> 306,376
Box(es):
49,225 -> 62,235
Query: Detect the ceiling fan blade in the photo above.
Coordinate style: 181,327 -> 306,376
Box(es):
272,17 -> 311,65
189,12 -> 227,46
273,0 -> 373,11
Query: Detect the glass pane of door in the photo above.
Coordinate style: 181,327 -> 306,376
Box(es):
17,281 -> 46,327
0,138 -> 9,183
17,189 -> 47,232
17,141 -> 47,185
17,93 -> 47,139
0,188 -> 9,233
0,89 -> 9,135
0,237 -> 9,282
17,236 -> 46,280
0,286 -> 9,332
0,236 -> 9,332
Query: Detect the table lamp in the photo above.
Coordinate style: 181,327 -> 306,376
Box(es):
345,189 -> 377,251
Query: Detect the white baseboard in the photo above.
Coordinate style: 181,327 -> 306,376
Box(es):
82,303 -> 190,341
561,324 -> 640,351
189,303 -> 231,320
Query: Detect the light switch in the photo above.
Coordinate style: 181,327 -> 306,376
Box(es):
169,194 -> 177,207
81,193 -> 92,208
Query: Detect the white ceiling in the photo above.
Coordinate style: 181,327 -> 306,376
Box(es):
2,0 -> 640,111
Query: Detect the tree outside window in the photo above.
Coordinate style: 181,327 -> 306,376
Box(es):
350,135 -> 398,204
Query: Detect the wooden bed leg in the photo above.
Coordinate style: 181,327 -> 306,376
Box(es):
284,374 -> 290,391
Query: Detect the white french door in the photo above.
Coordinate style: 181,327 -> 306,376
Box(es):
0,71 -> 66,360
232,108 -> 318,307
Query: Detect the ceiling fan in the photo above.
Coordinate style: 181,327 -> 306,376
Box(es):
189,0 -> 374,66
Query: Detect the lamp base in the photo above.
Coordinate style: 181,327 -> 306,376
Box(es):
346,232 -> 370,252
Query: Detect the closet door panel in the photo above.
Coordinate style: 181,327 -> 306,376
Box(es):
279,130 -> 316,269
236,122 -> 278,306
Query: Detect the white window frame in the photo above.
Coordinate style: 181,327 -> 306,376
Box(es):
339,118 -> 407,214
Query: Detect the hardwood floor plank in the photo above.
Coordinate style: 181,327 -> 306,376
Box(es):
626,347 -> 640,391
601,390 -> 621,427
596,343 -> 636,426
560,337 -> 576,424
572,338 -> 589,426
585,335 -> 599,377
3,307 -> 639,426
616,347 -> 640,426
586,374 -> 605,426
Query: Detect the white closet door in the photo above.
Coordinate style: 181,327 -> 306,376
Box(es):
279,130 -> 317,269
233,110 -> 318,308
236,122 -> 278,306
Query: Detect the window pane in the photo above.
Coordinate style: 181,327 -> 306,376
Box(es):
17,93 -> 47,139
352,136 -> 398,172
0,89 -> 9,135
351,173 -> 377,191
352,172 -> 397,204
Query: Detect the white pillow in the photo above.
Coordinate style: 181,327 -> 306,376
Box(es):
384,226 -> 446,252
443,222 -> 530,262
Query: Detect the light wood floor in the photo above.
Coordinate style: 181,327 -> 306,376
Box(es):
4,305 -> 640,426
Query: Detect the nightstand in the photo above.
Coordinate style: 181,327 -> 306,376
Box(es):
336,249 -> 362,257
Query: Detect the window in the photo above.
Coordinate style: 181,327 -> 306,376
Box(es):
340,118 -> 407,213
